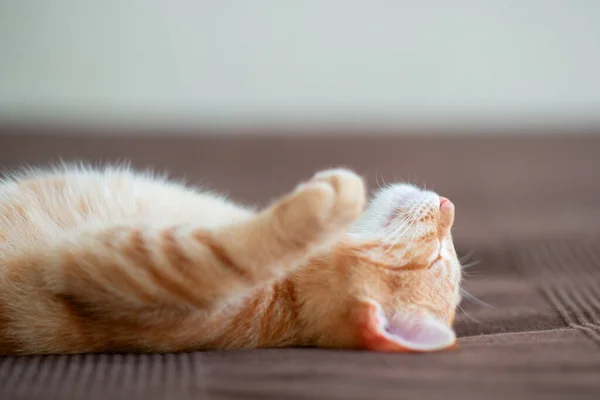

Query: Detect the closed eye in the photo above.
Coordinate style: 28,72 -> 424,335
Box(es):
429,254 -> 443,269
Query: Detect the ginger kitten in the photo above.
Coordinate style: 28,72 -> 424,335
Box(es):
0,165 -> 462,355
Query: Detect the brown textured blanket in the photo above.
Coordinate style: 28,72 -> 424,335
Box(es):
1,129 -> 599,399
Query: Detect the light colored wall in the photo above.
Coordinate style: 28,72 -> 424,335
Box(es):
1,1 -> 600,132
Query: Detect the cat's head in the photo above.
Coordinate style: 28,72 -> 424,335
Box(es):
298,183 -> 462,352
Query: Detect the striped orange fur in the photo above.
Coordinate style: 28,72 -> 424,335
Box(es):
0,165 -> 462,355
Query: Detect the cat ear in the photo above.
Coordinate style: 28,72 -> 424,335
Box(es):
356,299 -> 456,352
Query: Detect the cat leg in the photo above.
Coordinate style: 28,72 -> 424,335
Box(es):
38,168 -> 366,313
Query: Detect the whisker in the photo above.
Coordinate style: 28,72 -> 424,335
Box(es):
460,288 -> 495,309
384,231 -> 408,252
380,174 -> 389,188
385,217 -> 416,251
459,249 -> 476,263
400,174 -> 413,186
461,270 -> 484,279
457,303 -> 486,325
461,260 -> 482,270
385,215 -> 410,237
386,212 -> 411,230
376,172 -> 391,191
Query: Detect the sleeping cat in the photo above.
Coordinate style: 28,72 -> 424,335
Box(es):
0,165 -> 461,355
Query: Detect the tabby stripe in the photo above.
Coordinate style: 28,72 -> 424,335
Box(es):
0,301 -> 18,354
192,230 -> 252,281
282,278 -> 299,324
63,248 -> 156,305
160,227 -> 196,278
122,229 -> 210,309
93,233 -> 160,304
56,293 -> 98,320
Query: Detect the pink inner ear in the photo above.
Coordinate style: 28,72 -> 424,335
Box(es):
384,310 -> 456,351
358,300 -> 456,352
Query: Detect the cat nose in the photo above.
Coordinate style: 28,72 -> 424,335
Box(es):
438,197 -> 455,233
439,197 -> 452,209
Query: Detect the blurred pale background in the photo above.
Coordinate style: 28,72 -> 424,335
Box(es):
1,0 -> 600,133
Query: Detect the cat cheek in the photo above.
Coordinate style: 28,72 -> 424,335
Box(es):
355,299 -> 457,353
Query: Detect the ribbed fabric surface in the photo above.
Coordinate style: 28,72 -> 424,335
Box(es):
513,236 -> 600,345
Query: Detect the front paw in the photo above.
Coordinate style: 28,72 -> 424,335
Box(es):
277,168 -> 366,239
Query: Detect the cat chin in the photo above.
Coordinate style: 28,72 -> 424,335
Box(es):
355,299 -> 456,353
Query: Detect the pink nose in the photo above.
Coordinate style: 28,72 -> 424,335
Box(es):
439,197 -> 452,209
439,196 -> 455,233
